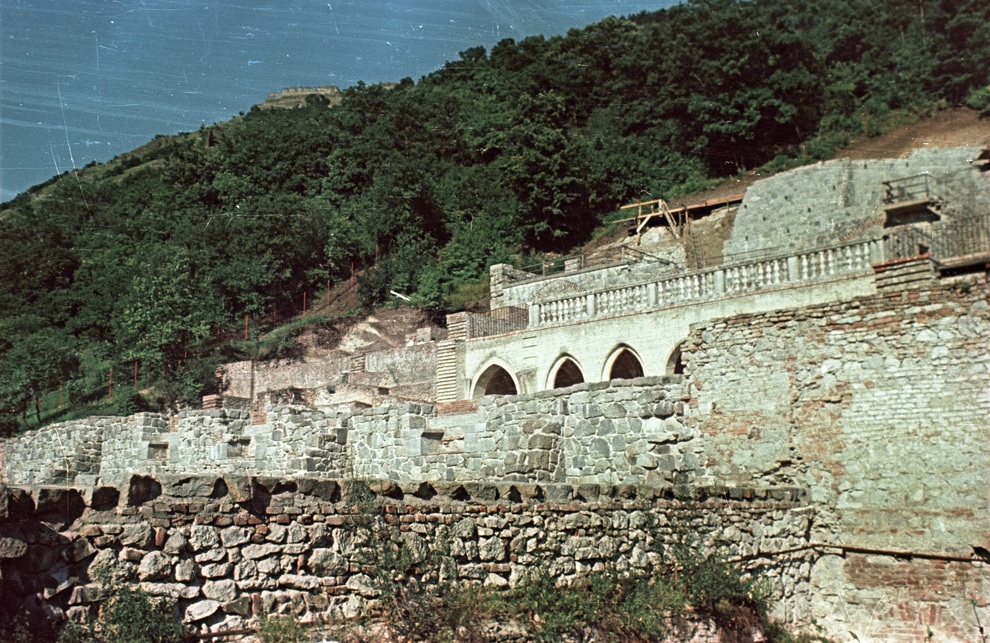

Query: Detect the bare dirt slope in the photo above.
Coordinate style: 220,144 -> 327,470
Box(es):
837,108 -> 989,159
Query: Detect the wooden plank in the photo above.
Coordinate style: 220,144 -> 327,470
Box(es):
660,200 -> 681,239
623,192 -> 745,239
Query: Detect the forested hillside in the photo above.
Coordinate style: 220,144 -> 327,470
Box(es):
2,0 -> 988,427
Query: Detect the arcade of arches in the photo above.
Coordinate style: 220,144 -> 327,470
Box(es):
469,344 -> 683,398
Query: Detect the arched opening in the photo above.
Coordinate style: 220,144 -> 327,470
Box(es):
666,342 -> 685,375
551,358 -> 584,389
608,348 -> 644,380
472,364 -> 518,398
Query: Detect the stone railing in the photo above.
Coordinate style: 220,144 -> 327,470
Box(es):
505,245 -> 672,284
529,239 -> 882,327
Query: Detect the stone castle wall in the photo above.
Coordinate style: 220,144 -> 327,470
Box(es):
2,273 -> 988,640
0,475 -> 814,634
221,342 -> 436,405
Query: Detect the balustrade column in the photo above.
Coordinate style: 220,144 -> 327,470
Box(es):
787,256 -> 799,282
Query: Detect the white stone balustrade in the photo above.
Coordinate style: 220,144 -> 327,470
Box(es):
529,239 -> 883,328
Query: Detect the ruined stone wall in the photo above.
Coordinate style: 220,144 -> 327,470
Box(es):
0,476 -> 814,635
2,418 -> 109,486
682,276 -> 990,642
221,357 -> 349,401
222,343 -> 436,404
2,379 -> 698,489
345,377 -> 694,485
3,275 -> 988,641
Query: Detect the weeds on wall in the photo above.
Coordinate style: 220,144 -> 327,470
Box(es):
53,570 -> 189,643
323,489 -> 802,643
255,612 -> 310,643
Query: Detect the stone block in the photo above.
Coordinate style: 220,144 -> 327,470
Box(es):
185,599 -> 220,622
137,551 -> 172,581
188,525 -> 220,551
67,536 -> 96,563
201,562 -> 233,578
223,596 -> 252,616
163,531 -> 189,555
541,484 -> 572,502
0,536 -> 27,559
224,476 -> 255,503
203,579 -> 239,601
120,524 -> 152,548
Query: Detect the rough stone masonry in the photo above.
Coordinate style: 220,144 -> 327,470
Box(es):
2,276 -> 988,641
0,475 -> 812,635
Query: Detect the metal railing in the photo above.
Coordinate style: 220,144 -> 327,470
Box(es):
882,173 -> 934,204
463,306 -> 529,339
931,218 -> 990,261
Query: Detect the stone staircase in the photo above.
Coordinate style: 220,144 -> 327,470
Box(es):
435,341 -> 460,403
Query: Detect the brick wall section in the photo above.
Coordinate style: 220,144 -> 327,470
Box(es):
435,400 -> 478,416
0,476 -> 813,635
682,276 -> 990,641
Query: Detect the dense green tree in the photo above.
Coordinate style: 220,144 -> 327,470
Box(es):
110,245 -> 219,373
0,329 -> 78,424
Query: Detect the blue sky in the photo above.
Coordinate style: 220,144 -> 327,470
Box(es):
0,0 -> 676,202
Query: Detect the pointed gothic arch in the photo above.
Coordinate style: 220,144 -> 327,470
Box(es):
603,345 -> 645,381
666,341 -> 686,375
548,355 -> 585,389
471,362 -> 519,398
